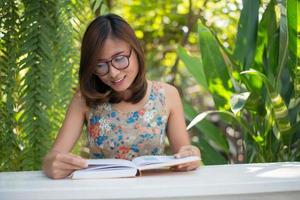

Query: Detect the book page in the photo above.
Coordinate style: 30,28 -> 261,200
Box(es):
132,155 -> 200,170
85,158 -> 137,171
132,155 -> 177,166
71,159 -> 138,179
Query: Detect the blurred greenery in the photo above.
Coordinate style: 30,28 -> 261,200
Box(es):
0,0 -> 298,171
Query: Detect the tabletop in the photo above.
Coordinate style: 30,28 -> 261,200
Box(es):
1,162 -> 300,200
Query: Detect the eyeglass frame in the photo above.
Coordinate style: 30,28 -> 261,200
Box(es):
94,48 -> 133,76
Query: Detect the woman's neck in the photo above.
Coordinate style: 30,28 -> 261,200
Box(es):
121,80 -> 149,101
122,90 -> 133,101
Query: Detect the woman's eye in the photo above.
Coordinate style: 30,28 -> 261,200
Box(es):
114,56 -> 125,63
96,63 -> 107,68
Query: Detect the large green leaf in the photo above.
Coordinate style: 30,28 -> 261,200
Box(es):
197,22 -> 233,110
233,0 -> 260,69
287,0 -> 300,97
177,46 -> 208,89
275,0 -> 289,90
184,102 -> 229,154
254,0 -> 277,83
194,139 -> 228,165
186,109 -> 251,135
241,69 -> 291,141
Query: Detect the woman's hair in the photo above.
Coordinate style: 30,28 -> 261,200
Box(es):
79,13 -> 147,108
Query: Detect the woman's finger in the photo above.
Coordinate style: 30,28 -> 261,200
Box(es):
176,163 -> 198,171
52,169 -> 74,179
174,145 -> 201,158
56,161 -> 85,170
175,149 -> 195,158
57,153 -> 87,168
178,161 -> 198,169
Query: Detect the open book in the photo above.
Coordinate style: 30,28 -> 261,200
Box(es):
71,155 -> 200,179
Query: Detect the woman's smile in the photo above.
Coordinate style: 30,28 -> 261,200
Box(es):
111,75 -> 126,86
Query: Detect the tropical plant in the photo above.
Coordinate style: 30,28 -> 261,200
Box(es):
0,0 -> 98,171
179,0 -> 300,164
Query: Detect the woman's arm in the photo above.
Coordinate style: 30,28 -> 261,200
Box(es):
164,83 -> 201,171
43,91 -> 88,179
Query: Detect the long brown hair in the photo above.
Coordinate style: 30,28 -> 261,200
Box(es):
79,14 -> 147,108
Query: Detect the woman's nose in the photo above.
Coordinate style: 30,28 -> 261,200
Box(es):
108,64 -> 121,78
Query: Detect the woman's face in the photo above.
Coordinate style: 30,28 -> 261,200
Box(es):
95,37 -> 139,94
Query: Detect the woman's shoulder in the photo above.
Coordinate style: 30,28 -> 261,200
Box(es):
150,81 -> 180,111
71,90 -> 89,113
152,81 -> 179,96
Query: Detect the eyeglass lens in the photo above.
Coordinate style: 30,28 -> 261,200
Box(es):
95,49 -> 131,76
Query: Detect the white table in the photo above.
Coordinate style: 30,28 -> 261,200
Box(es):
1,162 -> 300,200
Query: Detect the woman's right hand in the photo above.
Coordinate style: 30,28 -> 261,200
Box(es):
42,151 -> 88,179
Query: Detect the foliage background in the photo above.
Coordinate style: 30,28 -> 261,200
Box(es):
0,0 -> 298,171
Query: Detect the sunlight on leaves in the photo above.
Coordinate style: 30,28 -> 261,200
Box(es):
230,92 -> 251,115
208,78 -> 232,110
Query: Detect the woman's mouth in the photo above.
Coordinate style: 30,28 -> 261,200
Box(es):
111,75 -> 126,85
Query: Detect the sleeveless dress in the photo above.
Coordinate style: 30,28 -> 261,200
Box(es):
86,81 -> 169,160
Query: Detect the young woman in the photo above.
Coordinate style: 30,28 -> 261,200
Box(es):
43,13 -> 200,179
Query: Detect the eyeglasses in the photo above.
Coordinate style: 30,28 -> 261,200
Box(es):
94,48 -> 132,76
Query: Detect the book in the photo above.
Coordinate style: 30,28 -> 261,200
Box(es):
71,155 -> 200,179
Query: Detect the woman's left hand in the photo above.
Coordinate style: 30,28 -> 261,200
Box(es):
172,145 -> 201,171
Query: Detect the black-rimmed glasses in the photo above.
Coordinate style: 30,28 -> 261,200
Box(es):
94,48 -> 132,76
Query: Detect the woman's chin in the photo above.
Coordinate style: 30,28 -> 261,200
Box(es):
110,82 -> 130,93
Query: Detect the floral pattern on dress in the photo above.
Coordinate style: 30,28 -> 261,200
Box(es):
86,81 -> 168,160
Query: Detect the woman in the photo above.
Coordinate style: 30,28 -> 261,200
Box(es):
43,13 -> 200,179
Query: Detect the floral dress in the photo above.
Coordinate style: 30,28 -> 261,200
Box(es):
86,81 -> 169,160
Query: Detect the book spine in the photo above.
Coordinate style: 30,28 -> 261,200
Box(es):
136,169 -> 142,176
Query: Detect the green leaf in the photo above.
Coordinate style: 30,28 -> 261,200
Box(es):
295,67 -> 300,98
233,0 -> 260,69
288,0 -> 299,58
184,102 -> 229,154
275,0 -> 289,90
230,92 -> 250,115
195,139 -> 228,165
243,92 -> 266,115
241,69 -> 291,140
287,0 -> 300,97
197,22 -> 233,110
186,111 -> 210,131
177,46 -> 207,89
186,109 -> 248,132
92,0 -> 102,13
254,0 -> 277,83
